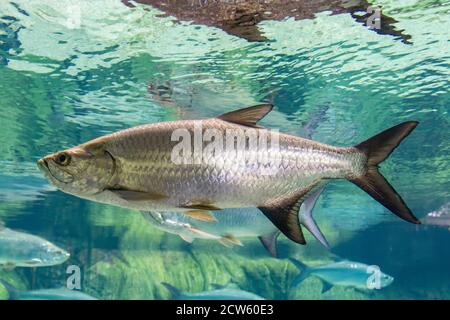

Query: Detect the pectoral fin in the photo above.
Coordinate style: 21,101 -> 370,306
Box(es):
181,202 -> 221,211
111,189 -> 167,201
258,231 -> 281,258
184,210 -> 217,222
258,188 -> 315,245
299,185 -> 330,249
219,234 -> 243,247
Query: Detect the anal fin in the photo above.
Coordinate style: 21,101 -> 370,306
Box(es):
258,188 -> 317,245
299,185 -> 330,249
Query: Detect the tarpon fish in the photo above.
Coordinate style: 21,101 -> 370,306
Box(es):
0,225 -> 70,268
38,104 -> 420,245
143,186 -> 329,257
0,281 -> 97,300
422,202 -> 450,229
290,258 -> 394,293
161,282 -> 265,300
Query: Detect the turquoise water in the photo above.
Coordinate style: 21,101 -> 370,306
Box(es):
0,0 -> 449,300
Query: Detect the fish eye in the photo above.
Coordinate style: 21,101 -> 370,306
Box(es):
55,152 -> 71,166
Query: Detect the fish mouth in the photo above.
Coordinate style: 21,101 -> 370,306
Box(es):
37,158 -> 74,184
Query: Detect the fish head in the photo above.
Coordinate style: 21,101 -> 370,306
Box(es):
379,273 -> 394,288
37,140 -> 116,197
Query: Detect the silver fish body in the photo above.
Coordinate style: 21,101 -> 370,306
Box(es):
291,259 -> 394,291
38,105 -> 419,244
144,208 -> 277,241
67,119 -> 361,211
0,227 -> 70,268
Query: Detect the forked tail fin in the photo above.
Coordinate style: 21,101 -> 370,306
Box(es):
289,258 -> 311,287
351,121 -> 420,224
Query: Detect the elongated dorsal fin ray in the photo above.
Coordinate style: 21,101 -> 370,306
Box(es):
299,185 -> 330,249
217,104 -> 273,128
258,187 -> 319,245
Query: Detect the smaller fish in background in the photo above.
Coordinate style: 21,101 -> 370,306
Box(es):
423,203 -> 450,230
0,280 -> 97,300
144,209 -> 276,254
143,185 -> 329,258
161,282 -> 265,300
0,224 -> 69,269
289,258 -> 394,293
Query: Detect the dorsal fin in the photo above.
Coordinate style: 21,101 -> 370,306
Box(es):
217,104 -> 273,128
